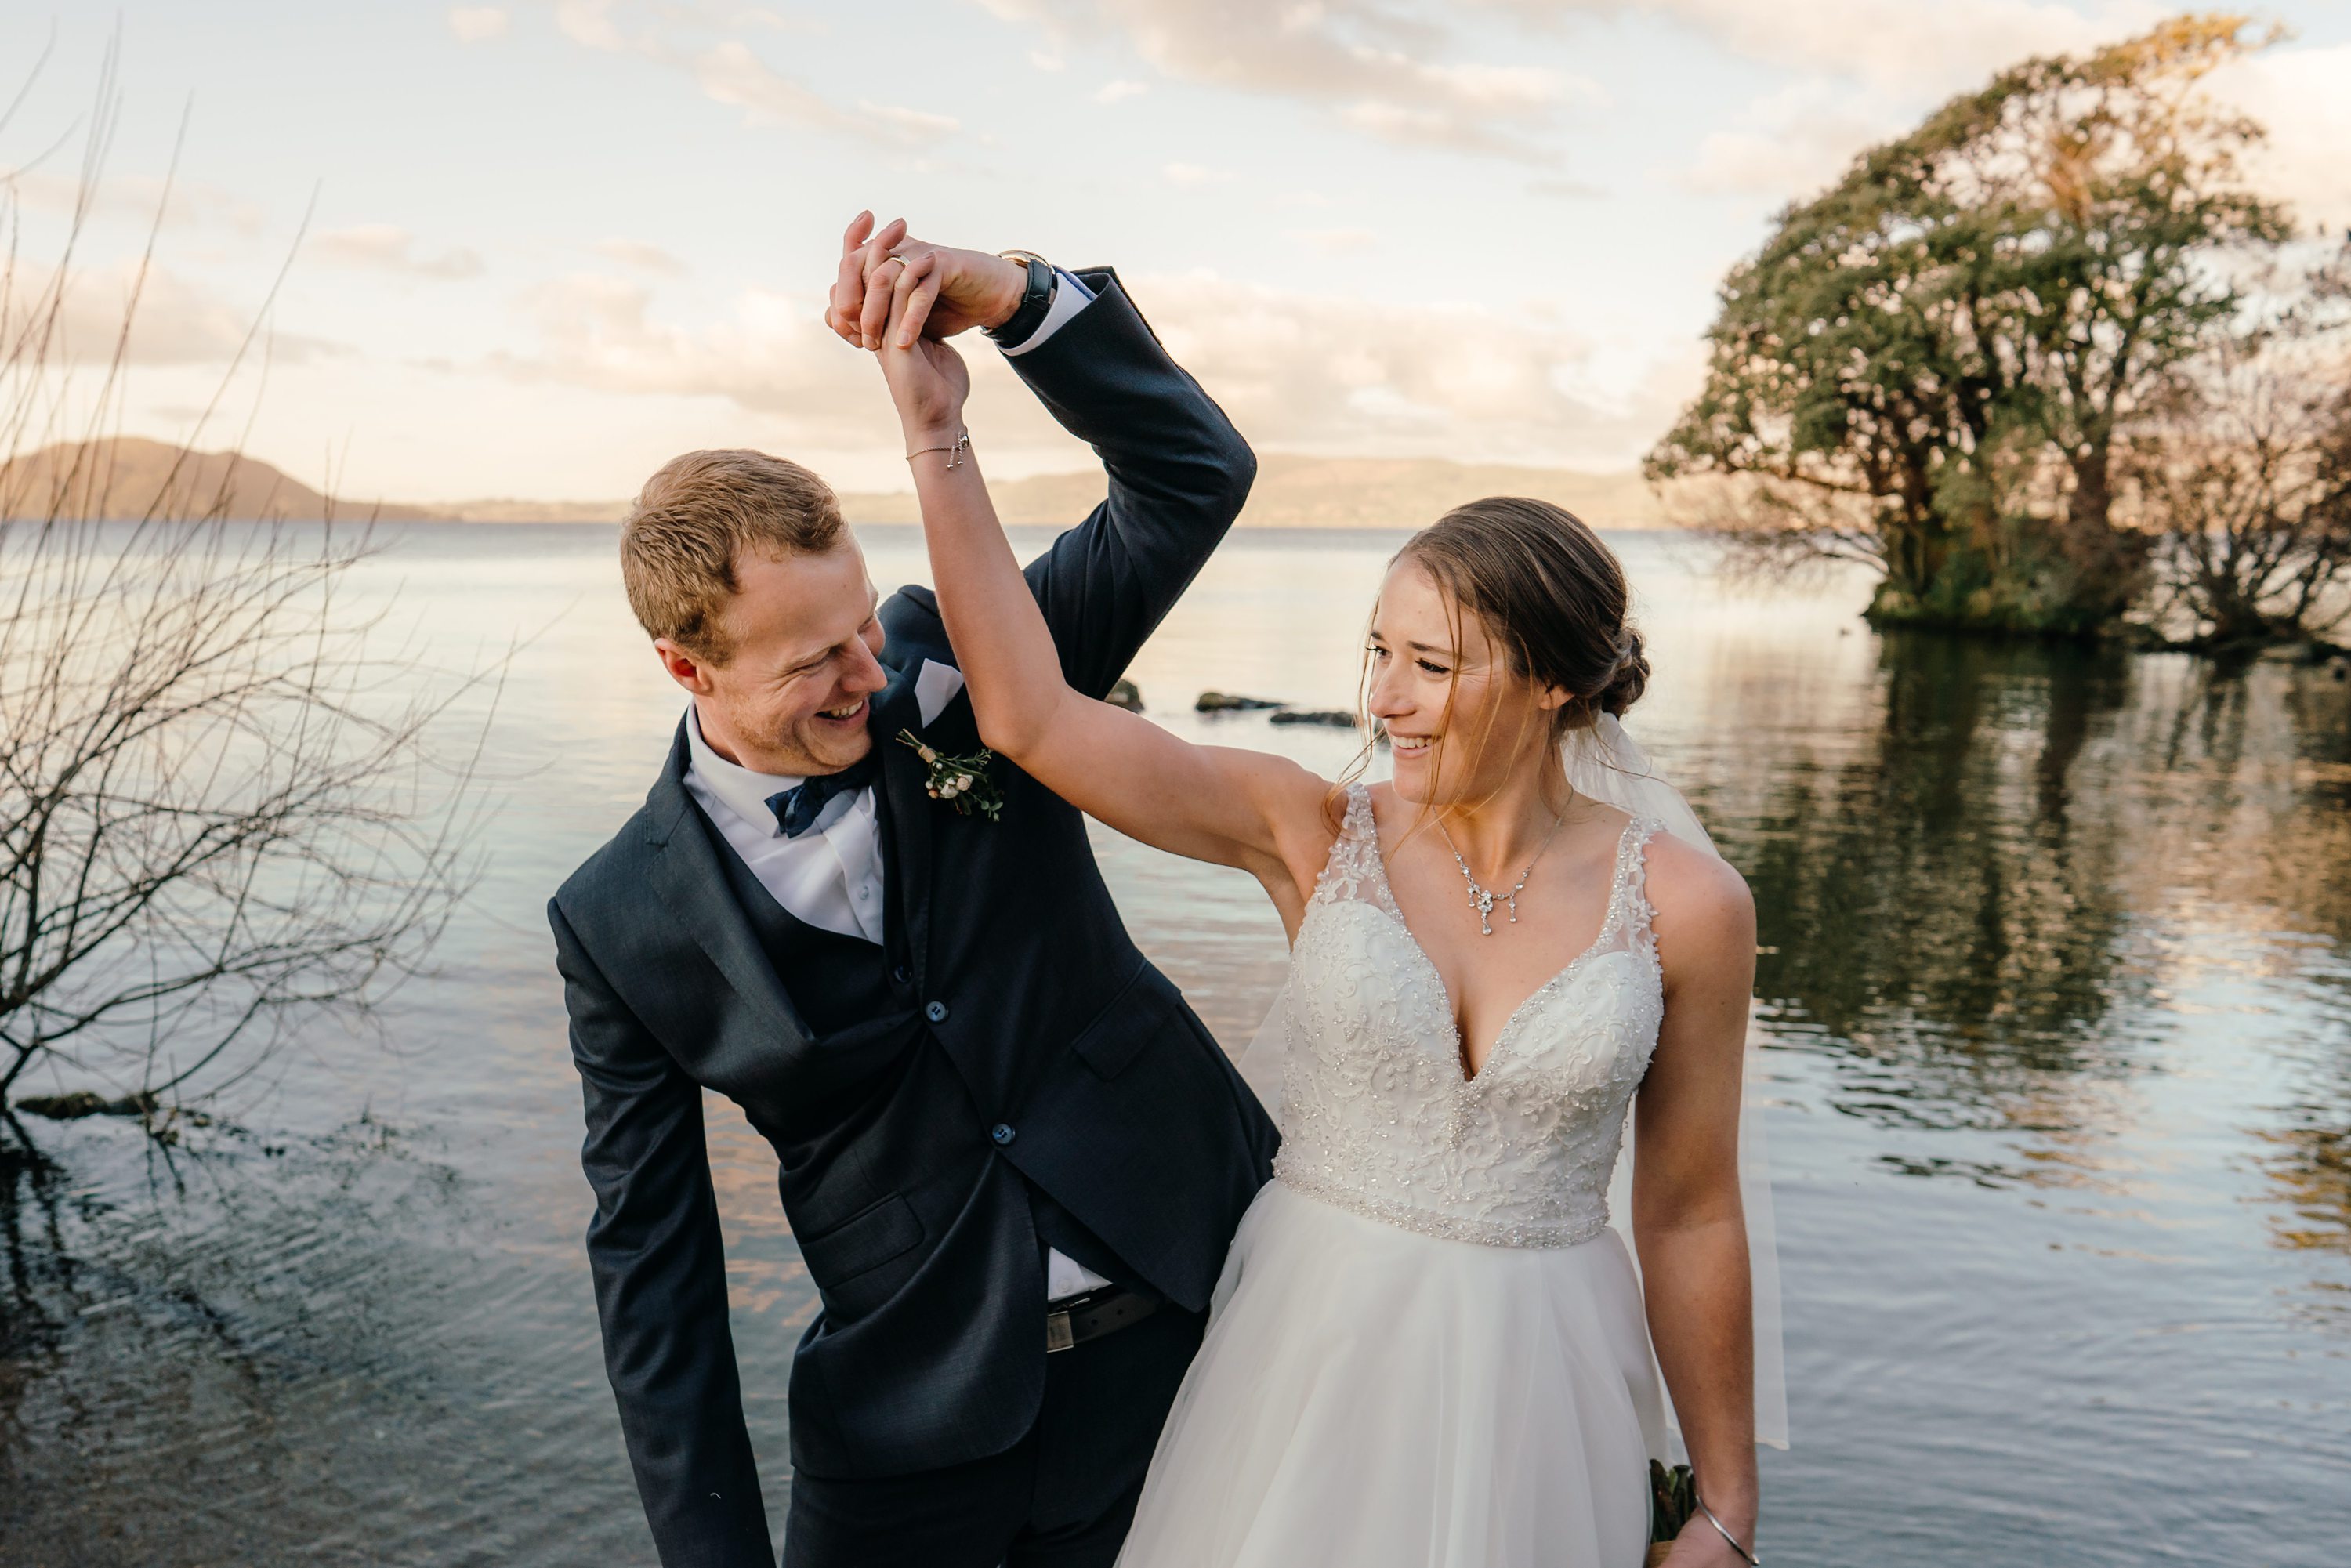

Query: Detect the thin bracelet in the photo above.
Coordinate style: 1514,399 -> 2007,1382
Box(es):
905,428 -> 969,469
1694,1494 -> 1759,1566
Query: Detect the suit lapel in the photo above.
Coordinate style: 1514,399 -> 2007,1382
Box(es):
642,718 -> 812,1045
871,668 -> 935,969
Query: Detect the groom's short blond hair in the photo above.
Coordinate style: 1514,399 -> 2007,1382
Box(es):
621,448 -> 845,664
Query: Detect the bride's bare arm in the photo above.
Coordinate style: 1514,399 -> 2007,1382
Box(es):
1632,833 -> 1762,1563
871,269 -> 1331,907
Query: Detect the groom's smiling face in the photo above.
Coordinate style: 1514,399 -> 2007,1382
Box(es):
654,535 -> 889,778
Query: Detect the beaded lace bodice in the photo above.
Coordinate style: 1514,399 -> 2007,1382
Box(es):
1270,784 -> 1665,1248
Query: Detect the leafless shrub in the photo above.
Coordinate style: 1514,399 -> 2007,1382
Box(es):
1653,471 -> 1889,587
2131,329 -> 2351,648
0,40 -> 491,1118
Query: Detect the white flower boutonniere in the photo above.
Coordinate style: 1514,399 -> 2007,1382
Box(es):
897,728 -> 1003,823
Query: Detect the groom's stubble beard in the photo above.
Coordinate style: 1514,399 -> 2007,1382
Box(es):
702,685 -> 876,778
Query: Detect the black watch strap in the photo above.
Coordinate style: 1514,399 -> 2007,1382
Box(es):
984,254 -> 1056,346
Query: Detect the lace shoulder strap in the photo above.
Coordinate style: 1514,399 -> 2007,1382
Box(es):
1307,782 -> 1394,911
1610,815 -> 1663,959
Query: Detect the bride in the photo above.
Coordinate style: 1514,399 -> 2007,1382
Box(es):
868,281 -> 1765,1567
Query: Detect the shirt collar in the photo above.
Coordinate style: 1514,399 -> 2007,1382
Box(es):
684,703 -> 808,836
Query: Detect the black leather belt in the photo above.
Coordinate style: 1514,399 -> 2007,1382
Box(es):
1045,1284 -> 1160,1353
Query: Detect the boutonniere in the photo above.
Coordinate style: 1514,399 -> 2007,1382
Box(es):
897,728 -> 1004,823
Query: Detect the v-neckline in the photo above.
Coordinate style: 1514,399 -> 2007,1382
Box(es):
1359,788 -> 1638,1085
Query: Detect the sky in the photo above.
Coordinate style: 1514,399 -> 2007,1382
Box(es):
3,1 -> 2348,505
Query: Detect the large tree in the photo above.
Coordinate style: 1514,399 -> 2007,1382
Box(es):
1646,15 -> 2298,636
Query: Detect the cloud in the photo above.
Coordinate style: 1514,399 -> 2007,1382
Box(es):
310,225 -> 487,281
446,6 -> 511,42
691,39 -> 856,130
8,262 -> 341,368
984,0 -> 2159,168
1527,175 -> 1603,199
1668,34 -> 2351,212
482,273 -> 955,454
554,0 -> 636,51
1288,226 -> 1376,253
594,238 -> 689,275
980,0 -> 1574,161
1492,0 -> 2162,94
1140,272 -> 1655,464
1675,0 -> 2160,93
551,2 -> 952,150
1161,161 -> 1233,186
2208,45 -> 2351,230
861,100 -> 959,137
1674,80 -> 1896,199
1093,78 -> 1149,104
487,266 -> 1674,469
5,171 -> 267,236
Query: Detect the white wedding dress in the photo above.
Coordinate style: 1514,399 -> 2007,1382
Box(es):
1117,783 -> 1672,1568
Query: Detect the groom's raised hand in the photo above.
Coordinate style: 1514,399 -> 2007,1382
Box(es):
826,211 -> 1029,351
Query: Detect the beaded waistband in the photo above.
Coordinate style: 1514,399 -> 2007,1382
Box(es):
1273,1165 -> 1610,1251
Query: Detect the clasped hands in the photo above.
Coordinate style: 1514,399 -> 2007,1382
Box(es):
825,210 -> 1013,451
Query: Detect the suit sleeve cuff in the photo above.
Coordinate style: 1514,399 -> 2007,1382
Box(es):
998,268 -> 1098,359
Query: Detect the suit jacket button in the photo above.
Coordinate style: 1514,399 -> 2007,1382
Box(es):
925,1000 -> 949,1023
991,1123 -> 1016,1146
893,964 -> 913,986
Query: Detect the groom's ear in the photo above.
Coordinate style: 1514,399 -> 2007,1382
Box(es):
654,636 -> 718,695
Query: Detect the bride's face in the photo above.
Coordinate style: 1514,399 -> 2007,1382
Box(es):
1367,562 -> 1562,807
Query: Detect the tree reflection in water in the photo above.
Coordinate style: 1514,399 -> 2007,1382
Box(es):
1694,629 -> 2351,1250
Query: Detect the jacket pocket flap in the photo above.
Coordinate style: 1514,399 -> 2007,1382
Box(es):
795,1192 -> 922,1284
1069,963 -> 1186,1081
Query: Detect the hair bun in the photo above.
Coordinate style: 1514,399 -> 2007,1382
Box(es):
1599,628 -> 1648,716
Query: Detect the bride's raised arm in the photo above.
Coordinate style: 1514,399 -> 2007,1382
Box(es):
871,269 -> 1334,922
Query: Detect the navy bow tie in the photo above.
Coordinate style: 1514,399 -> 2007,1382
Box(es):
766,751 -> 880,838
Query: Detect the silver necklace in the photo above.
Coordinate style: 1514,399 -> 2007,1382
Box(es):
1435,810 -> 1566,936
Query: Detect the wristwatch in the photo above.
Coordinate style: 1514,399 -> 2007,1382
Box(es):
984,250 -> 1056,344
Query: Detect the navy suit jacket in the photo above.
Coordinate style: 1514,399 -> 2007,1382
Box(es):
549,272 -> 1281,1567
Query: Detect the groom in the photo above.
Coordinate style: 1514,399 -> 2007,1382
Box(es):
549,214 -> 1279,1568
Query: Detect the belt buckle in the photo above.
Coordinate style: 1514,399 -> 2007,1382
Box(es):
1045,1305 -> 1076,1354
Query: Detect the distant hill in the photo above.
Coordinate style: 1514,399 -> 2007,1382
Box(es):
2,440 -> 1668,530
0,437 -> 433,523
427,496 -> 630,523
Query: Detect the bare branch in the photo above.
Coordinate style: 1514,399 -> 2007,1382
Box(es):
0,56 -> 489,1114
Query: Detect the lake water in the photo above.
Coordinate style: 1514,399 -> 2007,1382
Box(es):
3,523 -> 2349,1566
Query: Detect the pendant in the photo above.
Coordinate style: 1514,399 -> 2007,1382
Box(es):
1442,811 -> 1561,940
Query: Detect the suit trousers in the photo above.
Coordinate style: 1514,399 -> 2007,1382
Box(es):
781,1300 -> 1205,1568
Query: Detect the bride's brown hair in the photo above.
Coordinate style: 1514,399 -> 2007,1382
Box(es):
1337,496 -> 1646,811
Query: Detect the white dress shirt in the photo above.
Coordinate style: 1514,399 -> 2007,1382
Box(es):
683,273 -> 1112,1300
998,266 -> 1096,357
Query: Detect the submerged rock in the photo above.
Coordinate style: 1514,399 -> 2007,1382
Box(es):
1195,691 -> 1285,712
15,1091 -> 160,1121
1269,709 -> 1357,728
1107,679 -> 1145,712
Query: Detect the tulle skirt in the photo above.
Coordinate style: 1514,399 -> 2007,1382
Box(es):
1117,1179 -> 1666,1568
